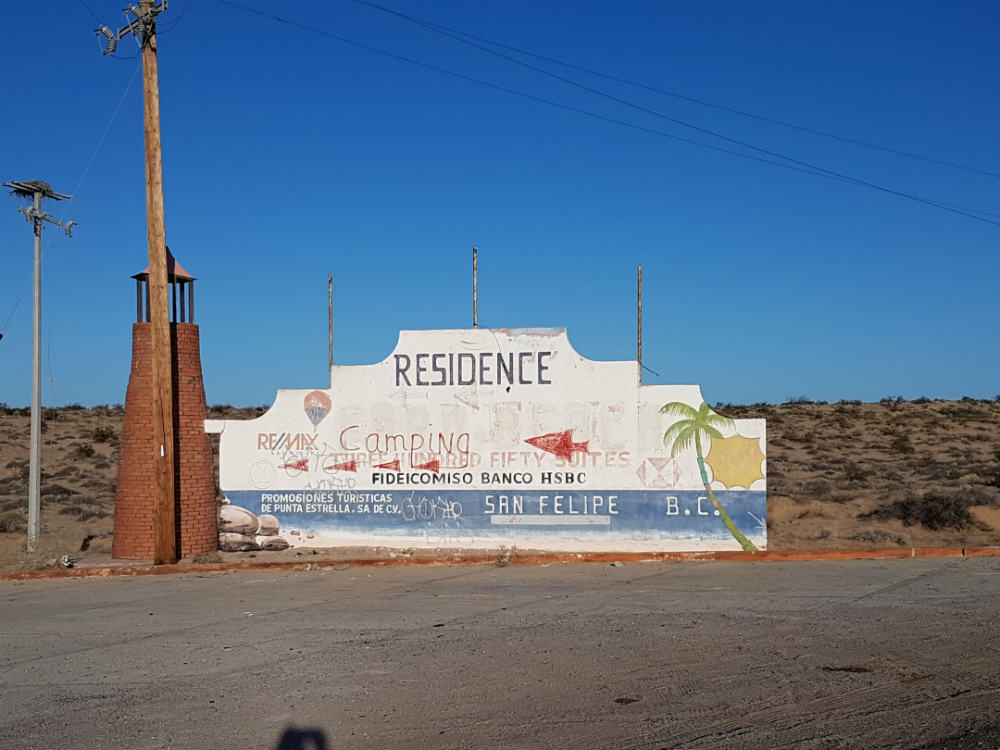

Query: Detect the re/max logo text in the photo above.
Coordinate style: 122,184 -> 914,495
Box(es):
257,433 -> 318,451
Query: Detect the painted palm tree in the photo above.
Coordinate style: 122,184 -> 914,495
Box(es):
660,401 -> 758,552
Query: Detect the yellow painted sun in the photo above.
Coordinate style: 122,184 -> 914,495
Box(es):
705,434 -> 765,489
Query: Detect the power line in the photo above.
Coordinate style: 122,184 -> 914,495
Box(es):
46,58 -> 143,260
362,2 -> 1000,182
158,0 -> 197,35
220,0 -> 1000,228
77,0 -> 101,24
355,0 -> 1000,228
214,2 -> 851,179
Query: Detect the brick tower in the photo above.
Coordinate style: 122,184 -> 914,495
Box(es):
113,251 -> 217,559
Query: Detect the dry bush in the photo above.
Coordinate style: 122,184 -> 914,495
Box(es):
73,443 -> 96,459
91,425 -> 118,443
861,488 -> 999,531
849,529 -> 906,546
843,462 -> 873,485
889,434 -> 915,454
800,478 -> 833,500
0,511 -> 25,533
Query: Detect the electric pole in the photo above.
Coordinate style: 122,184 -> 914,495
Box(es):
4,180 -> 75,551
97,1 -> 176,564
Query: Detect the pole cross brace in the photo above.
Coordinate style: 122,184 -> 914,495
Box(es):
16,206 -> 76,238
95,1 -> 168,54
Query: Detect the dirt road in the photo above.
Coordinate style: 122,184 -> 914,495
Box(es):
2,558 -> 998,749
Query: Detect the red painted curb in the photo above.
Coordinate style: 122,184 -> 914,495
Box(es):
2,545 -> 998,582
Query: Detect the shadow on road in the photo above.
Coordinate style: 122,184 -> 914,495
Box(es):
274,726 -> 328,750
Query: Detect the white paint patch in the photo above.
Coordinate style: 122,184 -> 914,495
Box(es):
490,515 -> 612,526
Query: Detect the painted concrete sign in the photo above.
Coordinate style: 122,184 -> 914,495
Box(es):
207,328 -> 766,552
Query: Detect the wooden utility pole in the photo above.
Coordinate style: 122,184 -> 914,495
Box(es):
98,1 -> 175,564
142,4 -> 175,565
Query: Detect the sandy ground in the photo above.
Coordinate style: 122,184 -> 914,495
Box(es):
0,399 -> 998,572
3,557 -> 999,749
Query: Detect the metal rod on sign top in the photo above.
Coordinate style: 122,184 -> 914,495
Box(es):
638,265 -> 643,384
328,273 -> 333,381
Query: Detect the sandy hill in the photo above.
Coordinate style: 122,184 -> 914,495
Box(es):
0,398 -> 997,571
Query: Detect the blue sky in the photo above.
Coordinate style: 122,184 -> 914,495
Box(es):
1,0 -> 998,407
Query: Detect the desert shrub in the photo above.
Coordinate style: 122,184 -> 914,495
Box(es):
843,462 -> 873,484
0,511 -> 25,533
801,478 -> 832,499
889,433 -> 915,454
6,461 -> 29,481
42,482 -> 76,497
58,506 -> 84,516
849,530 -> 905,546
73,443 -> 96,459
912,396 -> 932,404
912,461 -> 963,482
941,405 -> 985,422
837,399 -> 862,406
785,396 -> 813,405
829,490 -> 860,503
861,489 -> 998,530
91,425 -> 117,443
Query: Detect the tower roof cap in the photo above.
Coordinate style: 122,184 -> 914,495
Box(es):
131,247 -> 195,281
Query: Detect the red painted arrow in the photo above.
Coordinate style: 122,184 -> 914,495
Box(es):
375,459 -> 400,471
325,459 -> 357,472
414,458 -> 440,473
280,458 -> 309,471
524,429 -> 589,461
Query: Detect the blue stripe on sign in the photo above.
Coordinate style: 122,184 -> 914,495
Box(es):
224,489 -> 766,543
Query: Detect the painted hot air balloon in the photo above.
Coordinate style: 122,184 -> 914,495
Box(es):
303,390 -> 332,428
